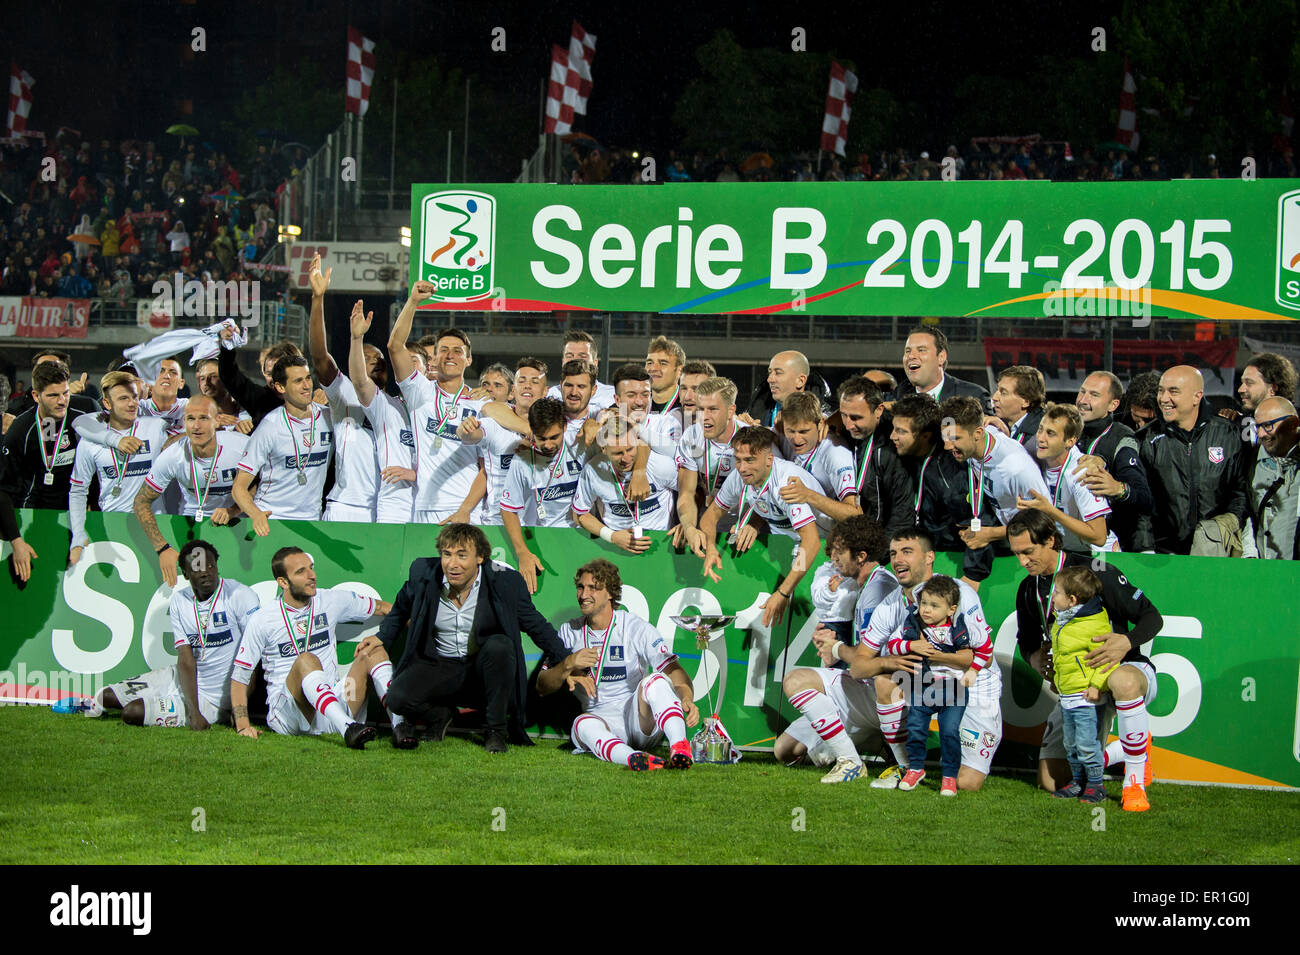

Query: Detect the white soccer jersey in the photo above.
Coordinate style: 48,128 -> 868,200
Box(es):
237,403 -> 334,520
546,380 -> 617,415
68,416 -> 168,545
144,430 -> 248,518
967,429 -> 1049,528
640,411 -> 682,457
231,587 -> 377,713
323,373 -> 379,514
358,387 -> 416,522
572,450 -> 679,531
1043,444 -> 1120,552
676,419 -> 739,508
782,437 -> 857,532
140,395 -> 189,436
169,578 -> 260,710
476,416 -> 524,526
861,576 -> 1001,708
854,565 -> 900,640
555,609 -> 678,723
500,440 -> 589,527
713,456 -> 819,540
398,371 -> 485,514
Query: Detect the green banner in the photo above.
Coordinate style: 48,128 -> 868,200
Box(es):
2,510 -> 1297,788
409,181 -> 1300,321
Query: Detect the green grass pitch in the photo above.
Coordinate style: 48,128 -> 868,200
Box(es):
1,707 -> 1294,865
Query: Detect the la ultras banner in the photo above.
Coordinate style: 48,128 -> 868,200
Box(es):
409,180 -> 1300,321
2,511 -> 1297,789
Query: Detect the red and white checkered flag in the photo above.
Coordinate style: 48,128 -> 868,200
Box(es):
544,45 -> 574,134
1115,56 -> 1139,152
345,27 -> 376,117
7,63 -> 34,137
567,21 -> 596,115
820,60 -> 858,157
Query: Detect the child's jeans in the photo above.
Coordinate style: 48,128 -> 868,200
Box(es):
1061,697 -> 1104,783
906,677 -> 967,778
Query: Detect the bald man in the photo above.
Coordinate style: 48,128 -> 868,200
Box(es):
1243,396 -> 1299,559
1135,365 -> 1247,555
748,350 -> 825,428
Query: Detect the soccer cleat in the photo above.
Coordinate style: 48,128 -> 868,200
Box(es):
1144,736 -> 1154,787
391,720 -> 418,750
897,769 -> 926,792
627,752 -> 666,772
1079,781 -> 1108,804
1121,777 -> 1150,812
484,729 -> 508,754
870,764 -> 904,789
940,776 -> 958,797
1052,781 -> 1084,799
344,722 -> 377,750
820,757 -> 865,784
668,740 -> 694,770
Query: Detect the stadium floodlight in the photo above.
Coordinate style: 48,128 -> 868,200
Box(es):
399,225 -> 411,248
277,224 -> 302,244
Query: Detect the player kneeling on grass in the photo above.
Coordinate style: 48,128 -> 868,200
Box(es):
229,546 -> 392,748
539,559 -> 699,770
1046,565 -> 1118,805
887,576 -> 991,797
95,540 -> 260,728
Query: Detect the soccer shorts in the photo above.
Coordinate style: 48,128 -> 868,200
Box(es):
412,507 -> 459,524
141,688 -> 224,728
1039,660 -> 1158,761
323,501 -> 376,523
267,675 -> 368,737
107,666 -> 176,707
573,691 -> 664,754
376,502 -> 414,524
957,699 -> 1004,776
783,667 -> 882,766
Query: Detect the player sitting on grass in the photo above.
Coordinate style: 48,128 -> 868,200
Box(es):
887,575 -> 989,797
230,546 -> 392,748
93,540 -> 260,728
539,559 -> 699,770
1047,565 -> 1117,804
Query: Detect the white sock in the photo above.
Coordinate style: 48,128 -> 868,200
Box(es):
1102,739 -> 1124,769
369,660 -> 393,707
640,672 -> 687,746
573,714 -> 636,766
789,687 -> 858,763
877,699 -> 909,768
1115,696 -> 1149,789
301,670 -> 352,736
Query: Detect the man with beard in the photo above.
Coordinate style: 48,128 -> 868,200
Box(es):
676,360 -> 716,433
544,330 -> 616,412
824,376 -> 912,534
194,358 -> 253,434
1068,371 -> 1151,551
1243,396 -> 1300,559
1222,353 -> 1299,446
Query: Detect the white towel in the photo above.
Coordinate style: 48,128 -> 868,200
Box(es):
124,319 -> 247,381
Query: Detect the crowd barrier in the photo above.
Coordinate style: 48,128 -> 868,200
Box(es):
1,510 -> 1296,789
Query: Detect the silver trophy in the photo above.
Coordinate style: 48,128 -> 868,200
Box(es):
672,613 -> 738,763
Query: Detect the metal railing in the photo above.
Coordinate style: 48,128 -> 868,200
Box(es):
87,298 -> 307,347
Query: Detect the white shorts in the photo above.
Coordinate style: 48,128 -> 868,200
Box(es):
108,666 -> 176,706
412,508 -> 458,524
956,700 -> 1004,776
573,687 -> 663,754
266,674 -> 366,737
141,689 -> 224,728
377,503 -> 414,524
323,501 -> 377,522
783,667 -> 882,766
1039,660 -> 1157,761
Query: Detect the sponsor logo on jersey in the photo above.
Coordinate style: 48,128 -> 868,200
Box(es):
280,450 -> 330,469
608,644 -> 625,662
539,481 -> 579,502
599,666 -> 626,683
609,496 -> 661,517
959,726 -> 980,748
399,429 -> 415,449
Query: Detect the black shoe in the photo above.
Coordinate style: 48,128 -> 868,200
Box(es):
427,707 -> 454,742
484,728 -> 508,754
344,722 -> 377,750
391,719 -> 418,750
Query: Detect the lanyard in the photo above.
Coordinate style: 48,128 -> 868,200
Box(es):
190,439 -> 221,510
738,467 -> 775,527
854,434 -> 876,494
191,580 -> 224,650
659,382 -> 680,413
1037,551 -> 1068,633
279,596 -> 315,655
613,467 -> 641,523
584,611 -> 616,687
38,413 -> 70,476
1086,423 -> 1114,456
433,384 -> 467,436
703,420 -> 736,496
798,441 -> 822,476
107,420 -> 138,495
913,450 -> 936,522
967,432 -> 991,518
1048,459 -> 1068,510
282,408 -> 318,474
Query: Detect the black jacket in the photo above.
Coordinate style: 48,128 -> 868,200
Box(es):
1136,401 -> 1247,554
891,373 -> 993,416
1079,414 -> 1152,551
217,343 -> 281,426
1015,551 -> 1162,665
1006,406 -> 1044,457
901,447 -> 994,582
377,557 -> 570,724
747,372 -> 834,427
851,435 -> 914,535
0,397 -> 97,540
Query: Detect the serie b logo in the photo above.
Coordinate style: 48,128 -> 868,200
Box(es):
419,190 -> 496,303
1275,189 -> 1300,311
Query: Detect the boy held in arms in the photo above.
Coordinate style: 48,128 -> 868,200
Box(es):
1047,565 -> 1117,805
887,575 -> 990,796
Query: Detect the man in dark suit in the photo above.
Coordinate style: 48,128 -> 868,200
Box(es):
379,523 -> 571,753
888,325 -> 992,414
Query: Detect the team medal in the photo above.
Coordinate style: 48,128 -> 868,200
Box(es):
39,412 -> 69,487
632,524 -> 643,539
969,518 -> 982,532
43,473 -> 54,486
433,435 -> 444,451
108,420 -> 138,501
537,503 -> 548,521
195,508 -> 205,523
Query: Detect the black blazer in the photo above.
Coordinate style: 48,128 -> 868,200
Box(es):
378,557 -> 570,721
891,374 -> 993,415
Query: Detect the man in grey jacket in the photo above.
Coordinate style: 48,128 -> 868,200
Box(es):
1243,396 -> 1299,559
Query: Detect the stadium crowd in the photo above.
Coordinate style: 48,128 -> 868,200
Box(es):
2,251 -> 1297,812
